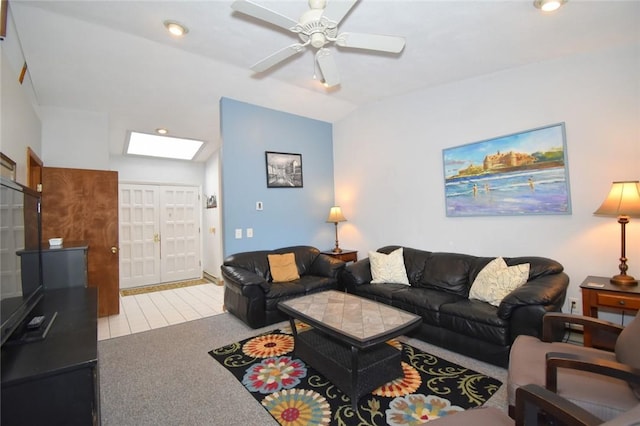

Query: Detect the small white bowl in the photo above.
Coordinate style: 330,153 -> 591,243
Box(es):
49,238 -> 63,246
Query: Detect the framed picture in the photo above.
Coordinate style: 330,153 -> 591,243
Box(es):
0,0 -> 7,40
442,123 -> 571,217
206,195 -> 217,209
265,151 -> 303,188
1,152 -> 16,181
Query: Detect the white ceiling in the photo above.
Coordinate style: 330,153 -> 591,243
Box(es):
8,0 -> 640,162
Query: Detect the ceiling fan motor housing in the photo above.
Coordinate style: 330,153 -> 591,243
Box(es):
297,7 -> 337,49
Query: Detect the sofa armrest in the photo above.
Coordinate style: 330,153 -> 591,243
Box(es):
309,254 -> 346,278
545,351 -> 640,393
498,271 -> 569,319
514,384 -> 603,426
339,259 -> 372,291
542,312 -> 624,348
221,265 -> 269,293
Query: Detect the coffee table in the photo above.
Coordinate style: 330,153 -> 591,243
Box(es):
278,290 -> 421,409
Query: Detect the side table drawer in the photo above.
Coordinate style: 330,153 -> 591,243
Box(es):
597,293 -> 640,310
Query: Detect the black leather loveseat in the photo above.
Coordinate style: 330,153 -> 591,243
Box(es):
339,245 -> 569,367
221,245 -> 345,328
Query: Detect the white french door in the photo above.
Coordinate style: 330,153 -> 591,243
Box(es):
119,184 -> 201,289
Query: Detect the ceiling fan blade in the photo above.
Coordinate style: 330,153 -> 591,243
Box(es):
315,48 -> 340,87
322,0 -> 359,25
231,0 -> 298,31
250,44 -> 306,73
335,32 -> 405,53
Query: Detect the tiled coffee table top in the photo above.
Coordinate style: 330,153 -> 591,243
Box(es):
279,290 -> 420,342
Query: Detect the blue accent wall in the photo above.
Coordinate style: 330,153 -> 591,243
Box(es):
220,98 -> 335,257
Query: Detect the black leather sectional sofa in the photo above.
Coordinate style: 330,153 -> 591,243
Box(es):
339,245 -> 570,367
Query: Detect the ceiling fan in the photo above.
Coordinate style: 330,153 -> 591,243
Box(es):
231,0 -> 406,87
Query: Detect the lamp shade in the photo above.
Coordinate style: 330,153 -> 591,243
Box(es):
593,181 -> 640,218
326,206 -> 347,223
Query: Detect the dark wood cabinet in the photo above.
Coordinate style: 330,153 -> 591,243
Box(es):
19,242 -> 89,289
580,276 -> 640,348
1,287 -> 100,425
321,249 -> 358,263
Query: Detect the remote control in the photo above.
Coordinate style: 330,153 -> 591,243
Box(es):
27,316 -> 45,329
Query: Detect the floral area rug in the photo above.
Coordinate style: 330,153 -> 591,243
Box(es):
209,325 -> 502,426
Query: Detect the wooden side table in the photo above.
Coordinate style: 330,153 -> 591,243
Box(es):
580,276 -> 640,347
321,249 -> 358,263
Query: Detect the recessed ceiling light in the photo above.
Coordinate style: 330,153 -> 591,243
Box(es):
125,131 -> 203,160
156,128 -> 168,135
533,0 -> 566,12
164,20 -> 188,37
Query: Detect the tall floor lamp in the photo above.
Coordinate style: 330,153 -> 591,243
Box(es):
326,206 -> 347,253
594,181 -> 640,286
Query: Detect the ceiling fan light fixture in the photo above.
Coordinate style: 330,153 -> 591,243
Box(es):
310,33 -> 326,48
533,0 -> 566,12
164,20 -> 188,37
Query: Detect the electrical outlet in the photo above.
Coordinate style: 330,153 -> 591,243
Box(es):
569,297 -> 581,314
235,228 -> 242,239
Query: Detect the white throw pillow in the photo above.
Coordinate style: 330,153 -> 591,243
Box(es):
369,248 -> 410,285
469,257 -> 530,306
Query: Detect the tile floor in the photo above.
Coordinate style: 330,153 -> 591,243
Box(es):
98,282 -> 225,341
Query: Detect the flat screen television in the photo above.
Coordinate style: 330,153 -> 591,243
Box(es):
0,177 -> 44,346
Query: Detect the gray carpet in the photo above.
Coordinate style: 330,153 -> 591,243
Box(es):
98,313 -> 507,425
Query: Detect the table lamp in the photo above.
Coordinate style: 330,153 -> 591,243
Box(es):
593,180 -> 640,286
326,206 -> 347,253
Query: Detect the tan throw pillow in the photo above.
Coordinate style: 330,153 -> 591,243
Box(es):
369,247 -> 410,285
469,257 -> 530,306
267,253 -> 300,283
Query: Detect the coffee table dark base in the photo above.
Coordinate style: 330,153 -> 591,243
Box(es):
294,325 -> 402,409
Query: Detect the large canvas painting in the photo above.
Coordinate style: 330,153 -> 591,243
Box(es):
443,123 -> 571,217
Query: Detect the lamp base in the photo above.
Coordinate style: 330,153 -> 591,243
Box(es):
332,247 -> 343,254
610,274 -> 638,286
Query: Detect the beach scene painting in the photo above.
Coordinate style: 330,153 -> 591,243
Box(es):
443,123 -> 571,217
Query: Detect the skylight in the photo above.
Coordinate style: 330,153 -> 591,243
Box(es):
125,132 -> 204,160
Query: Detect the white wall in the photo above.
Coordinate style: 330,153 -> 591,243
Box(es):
40,106 -> 109,170
111,154 -> 205,185
333,43 -> 640,317
203,149 -> 222,279
1,34 -> 42,184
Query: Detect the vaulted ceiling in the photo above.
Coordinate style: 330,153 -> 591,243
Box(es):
8,0 -> 640,161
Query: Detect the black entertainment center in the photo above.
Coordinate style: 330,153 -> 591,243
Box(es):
1,178 -> 100,425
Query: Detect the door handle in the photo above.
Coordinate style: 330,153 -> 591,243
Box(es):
154,233 -> 161,243
111,246 -> 118,254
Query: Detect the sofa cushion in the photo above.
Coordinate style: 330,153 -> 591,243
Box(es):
223,250 -> 272,278
268,253 -> 300,282
264,275 -> 338,312
350,283 -> 408,307
391,287 -> 462,325
419,252 -> 473,296
469,257 -> 530,306
369,247 -> 409,285
440,299 -> 510,346
378,245 -> 431,284
273,246 -> 321,276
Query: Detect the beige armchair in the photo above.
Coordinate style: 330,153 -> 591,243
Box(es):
429,384 -> 640,425
508,312 -> 640,421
